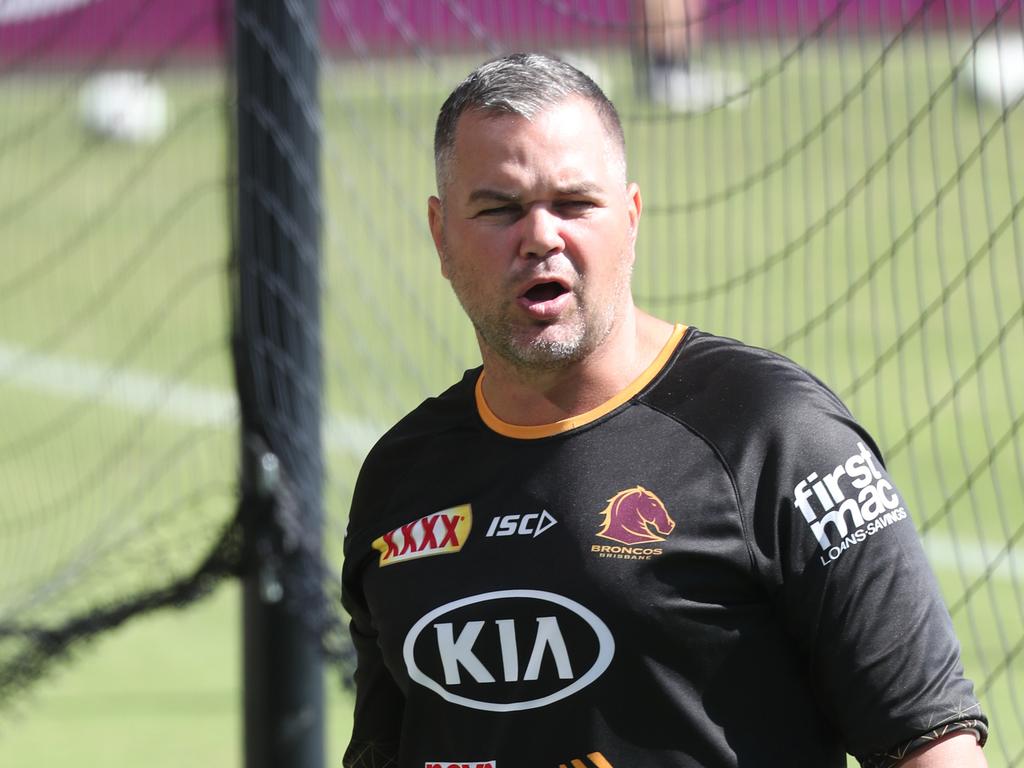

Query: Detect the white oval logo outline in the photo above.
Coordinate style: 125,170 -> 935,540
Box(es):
403,588 -> 615,712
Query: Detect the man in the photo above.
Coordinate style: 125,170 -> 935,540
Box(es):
342,53 -> 987,768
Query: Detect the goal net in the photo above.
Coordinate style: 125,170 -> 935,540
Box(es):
0,1 -> 1020,763
318,1 -> 1023,762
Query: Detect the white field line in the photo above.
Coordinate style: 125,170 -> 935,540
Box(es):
0,340 -> 382,457
0,341 -> 1019,581
921,534 -> 1020,583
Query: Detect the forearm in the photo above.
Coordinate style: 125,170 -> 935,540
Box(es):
899,732 -> 987,767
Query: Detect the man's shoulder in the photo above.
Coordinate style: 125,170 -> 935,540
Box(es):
651,328 -> 845,409
363,366 -> 481,466
346,368 -> 480,539
643,328 -> 853,449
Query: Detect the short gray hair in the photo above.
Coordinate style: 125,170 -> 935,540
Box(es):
433,53 -> 626,195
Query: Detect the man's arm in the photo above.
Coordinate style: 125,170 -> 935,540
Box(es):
341,599 -> 405,767
341,519 -> 404,766
900,732 -> 987,767
732,358 -> 989,760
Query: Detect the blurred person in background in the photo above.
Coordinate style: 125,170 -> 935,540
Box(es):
636,0 -> 746,110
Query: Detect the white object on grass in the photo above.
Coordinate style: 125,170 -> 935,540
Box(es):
555,51 -> 613,98
960,33 -> 1024,109
0,0 -> 95,23
648,64 -> 748,114
78,71 -> 170,143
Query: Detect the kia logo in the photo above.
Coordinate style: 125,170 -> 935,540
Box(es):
403,589 -> 615,712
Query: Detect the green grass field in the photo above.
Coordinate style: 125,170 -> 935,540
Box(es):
0,583 -> 356,768
1,37 -> 1022,767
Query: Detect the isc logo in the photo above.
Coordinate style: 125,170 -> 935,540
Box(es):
404,589 -> 614,712
485,510 -> 557,538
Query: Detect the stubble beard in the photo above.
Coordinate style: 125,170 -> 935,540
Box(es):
479,300 -> 596,372
443,248 -> 632,374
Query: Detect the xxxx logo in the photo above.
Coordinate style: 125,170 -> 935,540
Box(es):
372,505 -> 472,567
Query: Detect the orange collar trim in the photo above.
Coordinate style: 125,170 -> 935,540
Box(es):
475,323 -> 688,439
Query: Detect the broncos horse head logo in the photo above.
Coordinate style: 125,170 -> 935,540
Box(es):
597,486 -> 674,545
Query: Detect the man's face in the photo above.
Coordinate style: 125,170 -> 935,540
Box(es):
428,97 -> 641,372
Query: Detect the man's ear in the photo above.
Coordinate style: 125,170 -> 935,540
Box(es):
427,195 -> 448,278
626,182 -> 642,245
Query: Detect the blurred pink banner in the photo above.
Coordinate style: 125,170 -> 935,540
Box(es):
0,0 -> 1019,65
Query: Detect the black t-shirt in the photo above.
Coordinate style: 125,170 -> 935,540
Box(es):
341,326 -> 986,768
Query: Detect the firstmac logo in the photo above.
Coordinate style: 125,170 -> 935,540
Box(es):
372,505 -> 472,567
794,442 -> 908,565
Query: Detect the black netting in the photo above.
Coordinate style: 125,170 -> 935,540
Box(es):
1,1 -> 1022,764
0,0 -> 243,708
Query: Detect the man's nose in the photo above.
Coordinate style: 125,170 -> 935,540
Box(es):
519,205 -> 565,260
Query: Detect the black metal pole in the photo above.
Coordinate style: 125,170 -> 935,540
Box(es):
234,1 -> 323,767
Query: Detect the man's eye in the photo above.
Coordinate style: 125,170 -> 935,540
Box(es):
477,206 -> 517,217
558,200 -> 595,212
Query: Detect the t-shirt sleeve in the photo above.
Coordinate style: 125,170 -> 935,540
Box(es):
340,574 -> 403,767
747,374 -> 987,764
340,463 -> 404,768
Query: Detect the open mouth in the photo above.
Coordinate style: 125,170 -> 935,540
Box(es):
522,281 -> 569,302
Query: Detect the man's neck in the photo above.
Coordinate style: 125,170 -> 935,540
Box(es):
478,310 -> 676,427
